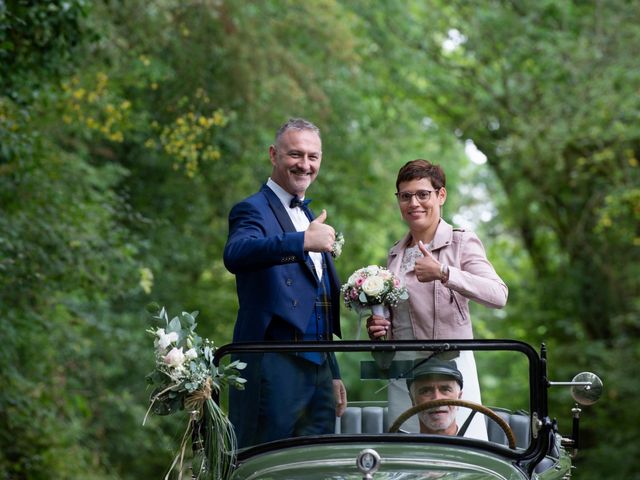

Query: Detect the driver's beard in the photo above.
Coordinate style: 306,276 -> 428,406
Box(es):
418,407 -> 457,433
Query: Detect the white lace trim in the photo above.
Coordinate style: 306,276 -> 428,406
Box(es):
399,242 -> 432,274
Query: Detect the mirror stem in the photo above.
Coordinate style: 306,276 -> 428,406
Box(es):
570,404 -> 581,457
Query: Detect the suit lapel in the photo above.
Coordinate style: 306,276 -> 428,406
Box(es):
261,185 -> 318,281
301,204 -> 315,222
261,185 -> 296,232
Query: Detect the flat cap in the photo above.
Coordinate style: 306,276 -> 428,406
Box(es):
406,358 -> 463,389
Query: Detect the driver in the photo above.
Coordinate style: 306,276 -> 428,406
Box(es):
406,359 -> 464,435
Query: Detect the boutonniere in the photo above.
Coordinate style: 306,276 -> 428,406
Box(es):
331,232 -> 345,258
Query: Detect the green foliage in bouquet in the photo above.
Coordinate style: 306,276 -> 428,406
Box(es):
144,306 -> 246,480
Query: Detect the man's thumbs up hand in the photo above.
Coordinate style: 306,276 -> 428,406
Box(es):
304,209 -> 335,252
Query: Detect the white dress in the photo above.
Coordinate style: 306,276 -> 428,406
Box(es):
387,244 -> 488,440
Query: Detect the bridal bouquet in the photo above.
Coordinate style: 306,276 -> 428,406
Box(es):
143,306 -> 246,480
341,265 -> 408,330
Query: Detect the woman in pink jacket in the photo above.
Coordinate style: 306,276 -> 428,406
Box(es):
367,159 -> 508,439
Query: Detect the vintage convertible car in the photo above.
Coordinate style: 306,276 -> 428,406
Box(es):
213,339 -> 602,480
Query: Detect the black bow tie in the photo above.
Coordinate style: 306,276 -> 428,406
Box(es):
290,196 -> 311,209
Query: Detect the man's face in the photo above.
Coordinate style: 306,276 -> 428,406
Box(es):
411,375 -> 461,434
269,128 -> 322,197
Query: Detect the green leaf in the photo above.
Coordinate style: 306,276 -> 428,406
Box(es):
181,311 -> 195,325
167,316 -> 182,333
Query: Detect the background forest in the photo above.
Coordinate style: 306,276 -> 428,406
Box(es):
1,1 -> 639,478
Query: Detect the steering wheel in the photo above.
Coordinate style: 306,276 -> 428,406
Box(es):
388,399 -> 517,449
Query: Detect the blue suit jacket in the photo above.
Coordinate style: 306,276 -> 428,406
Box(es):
224,185 -> 342,342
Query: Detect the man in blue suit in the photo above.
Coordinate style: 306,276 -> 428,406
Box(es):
224,118 -> 347,447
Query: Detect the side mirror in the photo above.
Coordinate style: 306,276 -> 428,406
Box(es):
549,371 -> 603,457
570,372 -> 603,406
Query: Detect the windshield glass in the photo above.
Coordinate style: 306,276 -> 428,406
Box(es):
215,341 -> 533,452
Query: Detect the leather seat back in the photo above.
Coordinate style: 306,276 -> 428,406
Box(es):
335,405 -> 389,434
336,404 -> 531,449
486,408 -> 531,448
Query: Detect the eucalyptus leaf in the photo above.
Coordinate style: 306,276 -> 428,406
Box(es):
167,317 -> 182,333
181,311 -> 195,326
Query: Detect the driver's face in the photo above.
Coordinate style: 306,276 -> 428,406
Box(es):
411,376 -> 461,434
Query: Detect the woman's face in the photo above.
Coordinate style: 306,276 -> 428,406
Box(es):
397,178 -> 446,236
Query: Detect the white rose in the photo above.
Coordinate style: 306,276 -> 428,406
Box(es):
379,269 -> 392,280
153,328 -> 166,349
157,331 -> 179,350
163,347 -> 185,367
348,272 -> 361,285
365,265 -> 380,276
184,348 -> 198,361
362,276 -> 385,296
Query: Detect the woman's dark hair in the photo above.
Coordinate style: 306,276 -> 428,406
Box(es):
395,159 -> 446,191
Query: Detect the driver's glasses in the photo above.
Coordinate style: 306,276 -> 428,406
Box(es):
395,189 -> 439,203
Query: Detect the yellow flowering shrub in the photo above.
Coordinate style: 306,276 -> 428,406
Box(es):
147,89 -> 228,177
60,72 -> 132,143
57,67 -> 228,177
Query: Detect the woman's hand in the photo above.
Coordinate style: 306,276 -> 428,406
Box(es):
366,314 -> 391,339
414,240 -> 441,283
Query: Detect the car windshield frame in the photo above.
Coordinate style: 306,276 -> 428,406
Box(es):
213,338 -> 553,472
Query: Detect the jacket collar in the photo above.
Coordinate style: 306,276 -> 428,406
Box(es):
388,218 -> 454,258
432,218 -> 454,250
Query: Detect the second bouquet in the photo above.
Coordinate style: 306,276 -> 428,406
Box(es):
341,265 -> 408,339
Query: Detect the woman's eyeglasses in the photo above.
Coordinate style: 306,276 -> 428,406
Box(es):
395,189 -> 439,203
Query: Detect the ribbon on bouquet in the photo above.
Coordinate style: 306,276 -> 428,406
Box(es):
155,377 -> 237,480
162,377 -> 215,480
356,304 -> 387,340
370,304 -> 388,341
184,377 -> 213,417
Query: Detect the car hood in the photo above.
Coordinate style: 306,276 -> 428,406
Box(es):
230,442 -> 527,480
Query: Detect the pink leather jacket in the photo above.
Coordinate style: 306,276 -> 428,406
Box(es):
387,219 -> 508,340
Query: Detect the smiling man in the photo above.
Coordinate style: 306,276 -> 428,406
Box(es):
224,118 -> 346,447
407,359 -> 464,435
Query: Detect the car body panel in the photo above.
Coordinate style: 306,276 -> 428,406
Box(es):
232,443 -> 528,480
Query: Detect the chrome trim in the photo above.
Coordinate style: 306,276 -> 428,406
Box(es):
240,456 -> 513,480
356,448 -> 381,479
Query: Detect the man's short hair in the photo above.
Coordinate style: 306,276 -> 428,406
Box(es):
275,118 -> 321,143
406,358 -> 463,390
